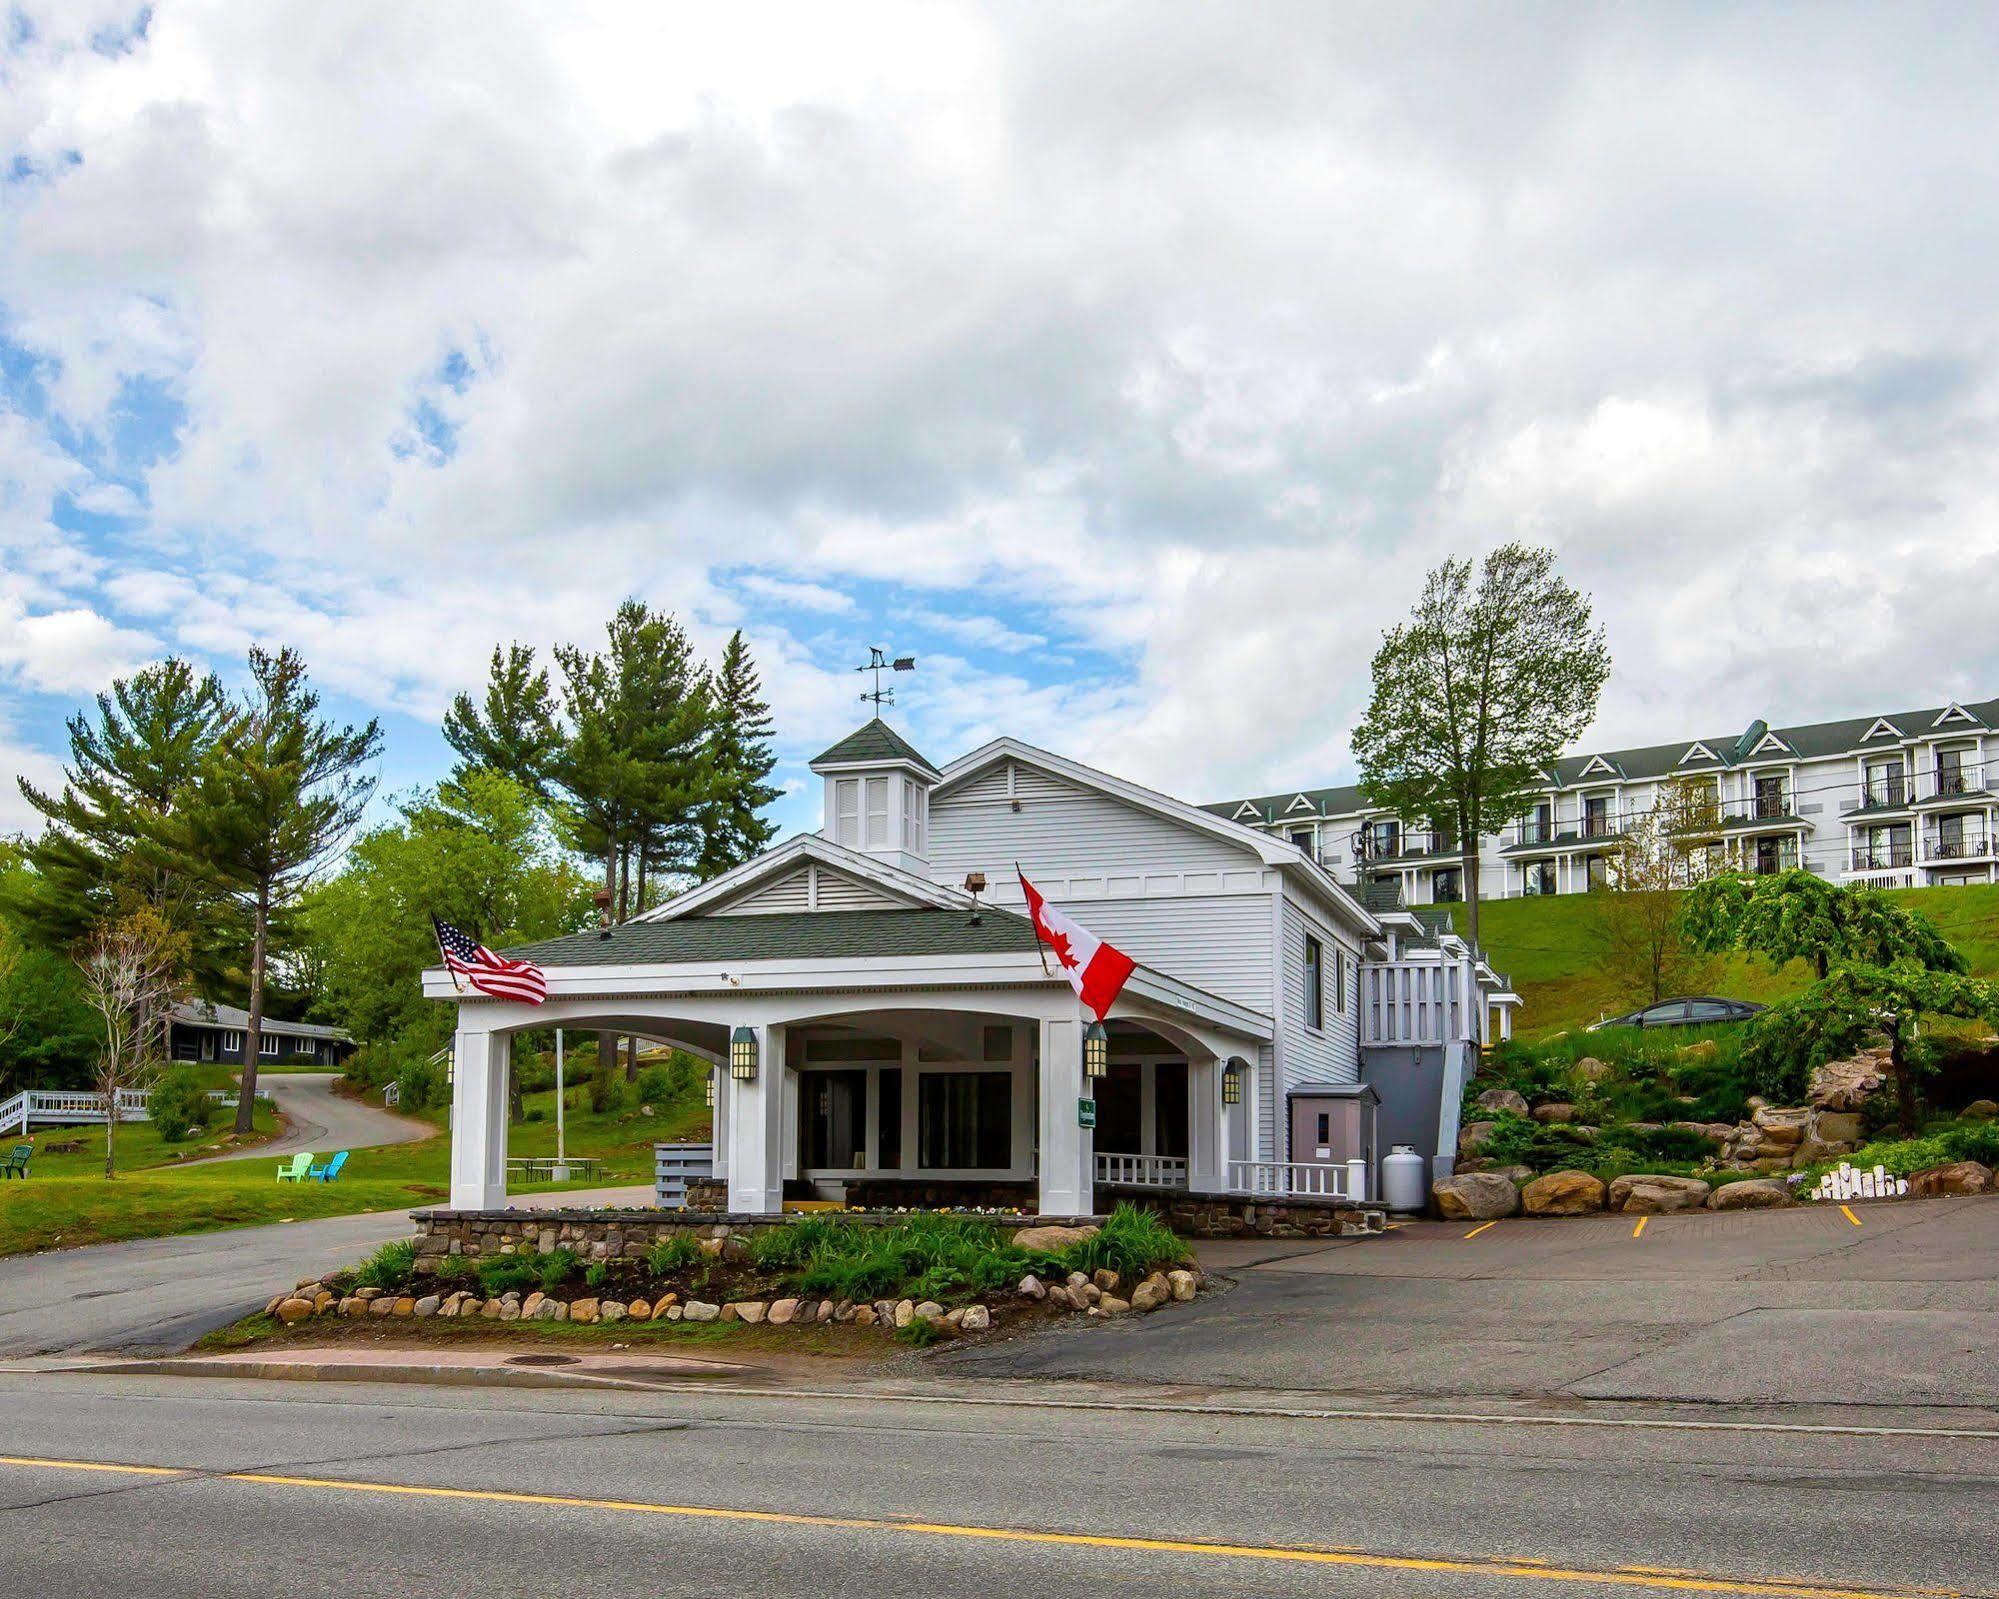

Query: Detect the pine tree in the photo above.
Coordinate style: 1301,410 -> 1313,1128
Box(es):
178,648 -> 381,1131
700,630 -> 780,879
442,643 -> 561,795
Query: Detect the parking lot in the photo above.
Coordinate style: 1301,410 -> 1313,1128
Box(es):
944,1195 -> 1999,1418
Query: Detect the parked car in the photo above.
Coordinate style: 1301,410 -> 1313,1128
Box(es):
1587,996 -> 1767,1031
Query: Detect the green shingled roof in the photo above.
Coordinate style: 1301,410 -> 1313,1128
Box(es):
506,907 -> 1039,968
1207,695 -> 1999,820
809,718 -> 941,777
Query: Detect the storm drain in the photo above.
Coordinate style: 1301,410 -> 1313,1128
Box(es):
504,1353 -> 582,1367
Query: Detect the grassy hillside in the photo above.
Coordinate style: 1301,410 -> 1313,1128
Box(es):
1473,882 -> 1999,1039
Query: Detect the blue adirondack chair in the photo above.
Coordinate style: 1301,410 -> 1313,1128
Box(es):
309,1150 -> 349,1183
275,1151 -> 314,1183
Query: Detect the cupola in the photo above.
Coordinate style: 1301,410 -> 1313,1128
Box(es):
808,717 -> 941,875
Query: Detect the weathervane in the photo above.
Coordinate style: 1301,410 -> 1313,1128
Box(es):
857,645 -> 916,708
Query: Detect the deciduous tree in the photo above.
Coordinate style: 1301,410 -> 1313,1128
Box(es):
1590,780 -> 1724,1006
1352,544 -> 1610,945
74,906 -> 186,1177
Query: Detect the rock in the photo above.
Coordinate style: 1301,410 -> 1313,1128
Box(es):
681,1300 -> 719,1322
1066,1271 -> 1090,1288
960,1304 -> 991,1332
1708,1179 -> 1792,1210
275,1297 -> 315,1324
1431,1172 -> 1520,1221
732,1301 -> 767,1324
1569,1125 -> 1600,1145
628,1299 -> 650,1321
1607,1175 -> 1712,1214
1573,1056 -> 1612,1083
1018,1274 -> 1046,1300
1097,1295 -> 1131,1315
1488,1164 -> 1536,1186
942,1308 -> 965,1329
1092,1268 -> 1121,1294
533,1299 -> 561,1321
833,1300 -> 855,1322
817,1299 -> 836,1322
1012,1224 -> 1099,1252
413,1295 -> 441,1318
522,1292 -> 545,1319
768,1298 -> 800,1326
1457,1120 -> 1496,1157
339,1297 -> 364,1317
1167,1269 -> 1198,1302
1961,1099 -> 1998,1122
353,1287 -> 383,1302
914,1300 -> 945,1320
894,1299 -> 915,1328
570,1297 -> 599,1324
1811,1111 -> 1865,1144
1750,1105 -> 1812,1147
1521,1170 -> 1606,1216
1677,1039 -> 1719,1061
1530,1102 -> 1577,1124
1475,1088 -> 1530,1117
853,1305 -> 876,1327
264,1295 -> 286,1317
498,1300 -> 519,1321
1809,1048 -> 1891,1111
1130,1279 -> 1169,1312
369,1297 -> 396,1317
698,1237 -> 725,1257
599,1302 -> 626,1323
313,1291 -> 334,1313
1909,1161 -> 1994,1197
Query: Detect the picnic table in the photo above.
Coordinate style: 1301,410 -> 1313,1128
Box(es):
507,1155 -> 600,1182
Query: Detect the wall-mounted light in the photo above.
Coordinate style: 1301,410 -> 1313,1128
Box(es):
704,1067 -> 717,1108
729,1025 -> 759,1081
1221,1057 -> 1245,1106
1083,1020 -> 1109,1079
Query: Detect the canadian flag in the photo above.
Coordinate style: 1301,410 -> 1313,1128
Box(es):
1017,869 -> 1137,1022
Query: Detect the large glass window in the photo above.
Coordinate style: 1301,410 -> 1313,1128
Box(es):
918,1072 -> 1012,1169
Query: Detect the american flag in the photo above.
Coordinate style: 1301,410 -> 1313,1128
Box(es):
432,916 -> 547,1005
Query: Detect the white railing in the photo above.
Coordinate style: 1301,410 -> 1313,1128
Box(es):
1227,1158 -> 1368,1202
1362,958 -> 1475,1046
1093,1152 -> 1189,1189
1808,1163 -> 1908,1203
0,1085 -> 269,1136
382,1081 -> 400,1107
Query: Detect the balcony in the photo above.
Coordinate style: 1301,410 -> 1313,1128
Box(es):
1857,776 -> 1910,812
1926,768 -> 1985,802
1851,843 -> 1915,872
1360,830 -> 1458,864
1926,831 -> 1992,862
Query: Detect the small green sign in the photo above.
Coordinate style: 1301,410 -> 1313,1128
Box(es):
1077,1097 -> 1097,1129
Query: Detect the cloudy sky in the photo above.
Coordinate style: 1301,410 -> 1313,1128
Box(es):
4,2 -> 1998,839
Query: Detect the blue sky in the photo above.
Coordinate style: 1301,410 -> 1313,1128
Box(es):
6,3 -> 1999,853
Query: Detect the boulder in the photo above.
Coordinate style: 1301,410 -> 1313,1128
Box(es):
1811,1111 -> 1865,1145
1961,1099 -> 1999,1122
1530,1102 -> 1577,1125
274,1297 -> 315,1325
1457,1120 -> 1497,1158
853,1305 -> 876,1327
521,1292 -> 545,1319
1708,1179 -> 1792,1210
569,1297 -> 599,1324
1012,1224 -> 1098,1252
913,1300 -> 945,1320
413,1295 -> 441,1318
1475,1088 -> 1530,1117
1131,1273 -> 1171,1312
680,1300 -> 719,1322
652,1299 -> 677,1321
599,1302 -> 626,1324
1096,1295 -> 1131,1315
894,1299 -> 916,1327
1677,1039 -> 1719,1062
1092,1268 -> 1122,1294
1750,1105 -> 1812,1147
338,1297 -> 364,1317
1573,1056 -> 1613,1083
1017,1274 -> 1046,1300
731,1302 -> 766,1324
817,1300 -> 837,1322
1522,1170 -> 1606,1215
767,1298 -> 800,1326
1431,1172 -> 1520,1221
1909,1161 -> 1994,1197
1166,1269 -> 1198,1302
1808,1048 -> 1891,1111
960,1305 -> 991,1332
1607,1175 -> 1712,1214
369,1297 -> 396,1317
628,1299 -> 651,1321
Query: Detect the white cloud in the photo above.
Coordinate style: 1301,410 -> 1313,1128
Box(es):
734,574 -> 856,614
0,598 -> 159,696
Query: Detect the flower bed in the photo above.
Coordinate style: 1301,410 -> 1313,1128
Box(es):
263,1205 -> 1205,1345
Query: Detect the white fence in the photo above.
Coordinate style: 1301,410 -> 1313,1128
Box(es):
0,1085 -> 270,1137
1226,1158 -> 1368,1203
1808,1162 -> 1909,1203
1093,1152 -> 1189,1189
1361,958 -> 1476,1047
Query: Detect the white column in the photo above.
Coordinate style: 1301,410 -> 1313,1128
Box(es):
448,1024 -> 508,1210
1187,1055 -> 1232,1194
725,1023 -> 787,1214
1499,1005 -> 1514,1042
1037,1014 -> 1092,1216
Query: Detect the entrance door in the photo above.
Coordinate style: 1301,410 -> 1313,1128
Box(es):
801,1070 -> 867,1170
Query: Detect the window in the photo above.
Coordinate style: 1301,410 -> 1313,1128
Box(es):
802,1070 -> 868,1169
1753,773 -> 1787,819
1584,795 -> 1612,838
1523,802 -> 1552,845
1682,1000 -> 1737,1022
1287,826 -> 1315,857
221,1031 -> 243,1055
901,784 -> 927,853
261,1034 -> 282,1057
833,779 -> 859,846
1337,953 -> 1350,1014
1302,934 -> 1323,1031
1433,867 -> 1462,904
1367,819 -> 1400,858
1528,860 -> 1557,896
917,1072 -> 1012,1169
864,777 -> 889,849
1865,759 -> 1906,808
876,1068 -> 902,1169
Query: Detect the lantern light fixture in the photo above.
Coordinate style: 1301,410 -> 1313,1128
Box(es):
1082,1020 -> 1110,1079
704,1068 -> 717,1108
1221,1058 -> 1244,1106
729,1025 -> 759,1081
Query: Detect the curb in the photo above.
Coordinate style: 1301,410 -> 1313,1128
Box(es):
86,1356 -> 669,1393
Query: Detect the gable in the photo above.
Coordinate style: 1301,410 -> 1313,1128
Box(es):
1861,717 -> 1903,742
1749,731 -> 1794,758
1284,793 -> 1315,814
1934,703 -> 1981,729
1578,755 -> 1619,778
1232,800 -> 1261,822
1677,741 -> 1719,766
711,862 -> 910,916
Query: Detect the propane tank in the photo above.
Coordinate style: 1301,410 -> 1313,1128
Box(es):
1382,1144 -> 1428,1213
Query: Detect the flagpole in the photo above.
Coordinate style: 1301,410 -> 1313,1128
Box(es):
1016,862 -> 1054,979
552,1028 -> 569,1183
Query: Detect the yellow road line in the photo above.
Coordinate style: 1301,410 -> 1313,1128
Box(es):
1463,1219 -> 1500,1239
0,1454 -> 1954,1599
1632,1216 -> 1649,1239
1841,1205 -> 1863,1226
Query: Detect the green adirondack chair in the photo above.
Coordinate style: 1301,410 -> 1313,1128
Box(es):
275,1151 -> 315,1183
1,1145 -> 31,1179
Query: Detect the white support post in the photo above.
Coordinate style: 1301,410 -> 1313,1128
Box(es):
1345,1156 -> 1369,1203
448,1025 -> 508,1209
725,1023 -> 786,1214
1037,1014 -> 1092,1216
1188,1056 -> 1223,1194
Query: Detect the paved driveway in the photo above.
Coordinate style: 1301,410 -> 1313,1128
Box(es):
191,1072 -> 435,1163
944,1196 -> 1999,1413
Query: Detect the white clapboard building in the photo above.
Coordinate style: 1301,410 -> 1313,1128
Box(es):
426,718 -> 1518,1217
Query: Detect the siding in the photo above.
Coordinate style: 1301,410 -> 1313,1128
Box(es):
714,864 -> 905,915
714,866 -> 812,915
1061,894 -> 1274,1014
814,871 -> 906,912
1278,897 -> 1361,1091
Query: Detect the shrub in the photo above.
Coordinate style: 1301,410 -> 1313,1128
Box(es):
647,1235 -> 701,1276
535,1247 -> 580,1293
476,1256 -> 541,1296
437,1256 -> 473,1281
395,1058 -> 443,1114
1599,1124 -> 1718,1163
1048,1204 -> 1187,1281
584,1261 -> 608,1289
636,1063 -> 674,1108
1941,1121 -> 1999,1166
353,1239 -> 418,1291
147,1066 -> 211,1143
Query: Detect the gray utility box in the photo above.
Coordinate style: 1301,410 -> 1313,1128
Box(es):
654,1141 -> 715,1207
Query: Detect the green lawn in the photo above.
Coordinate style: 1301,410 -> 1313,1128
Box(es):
0,1082 -> 710,1257
1475,882 -> 1999,1038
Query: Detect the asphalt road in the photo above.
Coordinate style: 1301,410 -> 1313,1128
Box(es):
0,1370 -> 1992,1597
0,1185 -> 651,1357
191,1071 -> 435,1163
949,1196 -> 1999,1415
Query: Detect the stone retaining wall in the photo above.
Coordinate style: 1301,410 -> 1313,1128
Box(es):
1107,1187 -> 1387,1239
